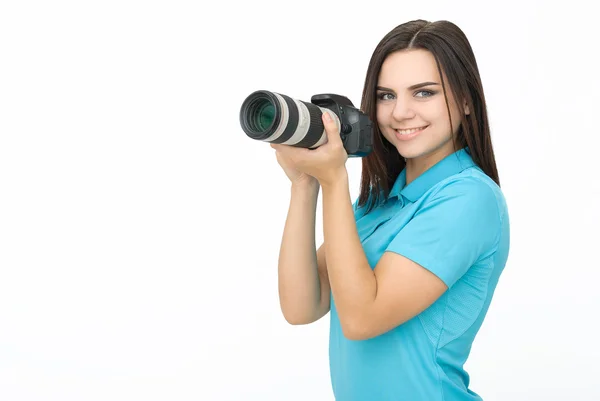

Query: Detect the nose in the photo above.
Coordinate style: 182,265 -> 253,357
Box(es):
392,98 -> 416,121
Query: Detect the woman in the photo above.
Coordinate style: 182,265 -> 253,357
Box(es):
271,19 -> 510,401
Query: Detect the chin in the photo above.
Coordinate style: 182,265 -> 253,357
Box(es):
393,142 -> 427,160
397,138 -> 455,163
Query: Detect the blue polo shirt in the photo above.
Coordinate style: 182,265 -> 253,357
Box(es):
328,148 -> 510,401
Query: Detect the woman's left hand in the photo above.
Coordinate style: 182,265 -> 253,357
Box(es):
270,112 -> 348,188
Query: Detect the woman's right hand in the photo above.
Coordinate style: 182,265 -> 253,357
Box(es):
272,144 -> 318,187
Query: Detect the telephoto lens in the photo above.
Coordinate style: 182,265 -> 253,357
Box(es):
239,90 -> 339,149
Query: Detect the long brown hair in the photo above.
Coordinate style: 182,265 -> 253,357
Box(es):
358,19 -> 499,212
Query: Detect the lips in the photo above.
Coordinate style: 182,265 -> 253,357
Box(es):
395,125 -> 428,136
392,125 -> 429,142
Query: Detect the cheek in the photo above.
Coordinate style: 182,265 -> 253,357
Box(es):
376,106 -> 386,125
434,97 -> 463,129
450,106 -> 464,132
376,107 -> 391,129
426,103 -> 452,128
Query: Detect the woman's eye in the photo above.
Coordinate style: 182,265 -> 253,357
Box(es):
377,92 -> 395,101
415,90 -> 435,98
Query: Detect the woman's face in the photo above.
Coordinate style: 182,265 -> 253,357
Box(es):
376,49 -> 468,165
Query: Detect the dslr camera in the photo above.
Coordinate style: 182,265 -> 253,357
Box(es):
239,90 -> 373,157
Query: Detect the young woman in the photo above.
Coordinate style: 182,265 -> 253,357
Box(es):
271,19 -> 510,401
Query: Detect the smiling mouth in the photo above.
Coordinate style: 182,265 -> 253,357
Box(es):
395,125 -> 428,136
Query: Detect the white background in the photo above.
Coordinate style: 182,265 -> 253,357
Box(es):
1,1 -> 599,400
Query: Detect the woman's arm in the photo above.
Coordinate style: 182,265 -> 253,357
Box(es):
321,170 -> 447,340
277,180 -> 330,325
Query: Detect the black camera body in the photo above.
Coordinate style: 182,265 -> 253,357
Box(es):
310,94 -> 373,157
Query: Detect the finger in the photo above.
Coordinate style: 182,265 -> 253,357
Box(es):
322,111 -> 342,145
275,143 -> 306,157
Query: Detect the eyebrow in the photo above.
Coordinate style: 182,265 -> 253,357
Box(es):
376,81 -> 440,92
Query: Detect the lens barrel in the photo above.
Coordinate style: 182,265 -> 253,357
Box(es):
239,90 -> 334,149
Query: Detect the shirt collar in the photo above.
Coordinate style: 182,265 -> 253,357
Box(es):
388,147 -> 477,202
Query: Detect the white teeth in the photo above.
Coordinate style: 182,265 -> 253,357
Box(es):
396,126 -> 427,135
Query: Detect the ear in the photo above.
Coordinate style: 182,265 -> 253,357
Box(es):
464,100 -> 470,115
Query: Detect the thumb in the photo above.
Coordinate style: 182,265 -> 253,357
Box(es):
322,111 -> 342,145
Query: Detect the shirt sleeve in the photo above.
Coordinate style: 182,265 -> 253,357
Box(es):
386,177 -> 502,288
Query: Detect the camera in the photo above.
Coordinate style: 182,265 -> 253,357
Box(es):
239,90 -> 373,157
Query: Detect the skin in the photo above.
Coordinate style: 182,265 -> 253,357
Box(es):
376,49 -> 470,184
272,49 -> 471,340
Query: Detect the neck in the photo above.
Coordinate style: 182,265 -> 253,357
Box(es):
405,159 -> 433,185
405,144 -> 460,185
